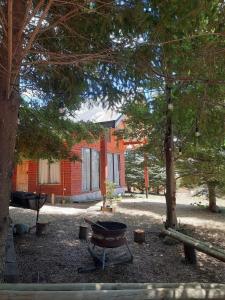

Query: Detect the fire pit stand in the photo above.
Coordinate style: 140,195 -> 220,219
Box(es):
86,220 -> 133,270
88,240 -> 133,270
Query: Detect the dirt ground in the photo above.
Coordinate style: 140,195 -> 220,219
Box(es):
10,190 -> 225,283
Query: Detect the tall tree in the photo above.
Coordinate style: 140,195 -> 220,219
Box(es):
123,0 -> 225,227
0,0 -> 147,241
178,146 -> 225,213
125,149 -> 165,194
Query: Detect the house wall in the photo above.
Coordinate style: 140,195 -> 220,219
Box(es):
12,124 -> 126,201
70,128 -> 126,200
70,141 -> 100,196
13,160 -> 72,197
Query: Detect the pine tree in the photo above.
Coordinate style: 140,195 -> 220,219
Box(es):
125,149 -> 165,194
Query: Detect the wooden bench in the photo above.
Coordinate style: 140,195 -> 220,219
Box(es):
163,228 -> 225,264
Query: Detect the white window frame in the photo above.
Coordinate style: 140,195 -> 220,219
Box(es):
91,149 -> 100,191
82,148 -> 100,192
107,153 -> 120,186
114,154 -> 120,186
82,148 -> 91,192
107,153 -> 114,183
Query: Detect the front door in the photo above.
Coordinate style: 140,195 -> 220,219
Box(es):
16,161 -> 29,192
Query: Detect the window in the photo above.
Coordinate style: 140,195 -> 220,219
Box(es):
82,148 -> 100,192
82,148 -> 91,191
107,153 -> 114,182
91,150 -> 100,190
114,154 -> 120,186
39,159 -> 60,184
107,153 -> 120,186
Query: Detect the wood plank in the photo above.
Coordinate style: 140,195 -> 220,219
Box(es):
0,283 -> 225,291
0,285 -> 225,300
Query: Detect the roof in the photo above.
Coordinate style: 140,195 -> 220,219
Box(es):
74,103 -> 124,128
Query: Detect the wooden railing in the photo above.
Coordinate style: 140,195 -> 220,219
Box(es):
1,283 -> 225,299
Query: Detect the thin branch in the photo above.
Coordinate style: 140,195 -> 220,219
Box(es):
155,32 -> 225,46
22,0 -> 54,59
0,62 -> 8,73
148,64 -> 225,85
23,55 -> 115,66
12,0 -> 33,59
10,0 -> 53,96
0,5 -> 7,36
25,0 -> 45,28
40,6 -> 80,34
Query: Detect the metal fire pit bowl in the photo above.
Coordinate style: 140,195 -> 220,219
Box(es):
91,221 -> 127,248
79,220 -> 133,271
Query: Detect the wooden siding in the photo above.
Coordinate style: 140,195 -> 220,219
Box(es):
12,123 -> 126,198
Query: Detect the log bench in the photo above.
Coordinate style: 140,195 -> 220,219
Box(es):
163,228 -> 225,264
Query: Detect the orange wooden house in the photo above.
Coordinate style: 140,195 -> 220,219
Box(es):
12,106 -> 126,202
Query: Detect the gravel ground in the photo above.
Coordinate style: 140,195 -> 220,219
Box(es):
10,190 -> 225,283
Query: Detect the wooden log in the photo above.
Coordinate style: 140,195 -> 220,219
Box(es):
36,222 -> 48,236
164,228 -> 225,263
165,228 -> 225,255
79,225 -> 88,240
134,229 -> 145,243
1,283 -> 225,291
183,244 -> 197,264
1,284 -> 225,299
172,230 -> 225,255
51,194 -> 55,206
4,226 -> 19,283
101,206 -> 115,213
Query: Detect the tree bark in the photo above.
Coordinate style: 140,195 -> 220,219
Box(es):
100,135 -> 107,207
0,91 -> 19,282
207,182 -> 220,213
164,85 -> 177,228
0,1 -> 26,272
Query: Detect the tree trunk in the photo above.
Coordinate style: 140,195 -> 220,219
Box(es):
207,182 -> 220,213
0,93 -> 19,279
0,0 -> 26,277
156,186 -> 160,195
164,85 -> 177,228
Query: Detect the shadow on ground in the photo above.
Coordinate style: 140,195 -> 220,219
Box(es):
10,194 -> 225,284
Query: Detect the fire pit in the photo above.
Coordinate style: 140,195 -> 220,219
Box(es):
91,221 -> 127,248
84,219 -> 133,270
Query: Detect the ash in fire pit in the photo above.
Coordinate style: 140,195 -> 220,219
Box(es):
83,219 -> 133,270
